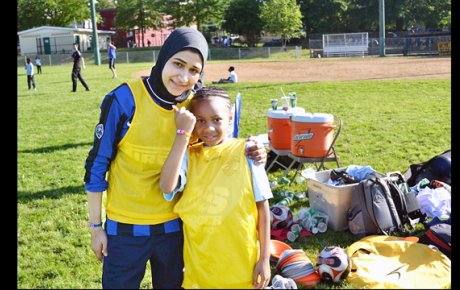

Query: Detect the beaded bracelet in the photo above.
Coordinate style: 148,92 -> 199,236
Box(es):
176,129 -> 191,137
88,222 -> 103,228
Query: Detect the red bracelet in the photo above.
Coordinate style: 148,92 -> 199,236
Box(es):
176,129 -> 191,137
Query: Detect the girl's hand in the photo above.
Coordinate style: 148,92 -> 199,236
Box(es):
253,259 -> 271,288
172,105 -> 196,134
90,227 -> 108,262
245,136 -> 267,165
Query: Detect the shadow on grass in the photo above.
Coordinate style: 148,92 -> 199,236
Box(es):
18,185 -> 86,202
18,142 -> 93,154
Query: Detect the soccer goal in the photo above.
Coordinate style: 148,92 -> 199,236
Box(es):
322,32 -> 369,57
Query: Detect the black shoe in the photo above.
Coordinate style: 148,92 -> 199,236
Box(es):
330,169 -> 357,184
86,88 -> 90,91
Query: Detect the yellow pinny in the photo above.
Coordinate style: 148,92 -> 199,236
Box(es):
106,78 -> 192,224
174,138 -> 259,289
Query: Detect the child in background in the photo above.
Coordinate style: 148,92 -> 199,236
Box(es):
212,66 -> 238,83
35,56 -> 42,74
25,58 -> 36,90
107,39 -> 117,79
160,86 -> 272,289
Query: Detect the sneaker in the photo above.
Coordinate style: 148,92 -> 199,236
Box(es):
330,169 -> 357,184
86,88 -> 90,91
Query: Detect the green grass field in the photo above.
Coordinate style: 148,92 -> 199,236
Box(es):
17,60 -> 450,288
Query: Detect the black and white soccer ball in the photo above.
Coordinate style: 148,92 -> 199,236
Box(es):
316,246 -> 351,283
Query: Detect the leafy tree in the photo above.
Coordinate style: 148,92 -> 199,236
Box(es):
381,0 -> 407,31
398,0 -> 451,30
344,0 -> 379,32
96,0 -> 116,9
439,10 -> 451,28
342,0 -> 451,32
18,0 -> 91,31
298,0 -> 346,35
222,0 -> 264,47
260,0 -> 304,46
115,0 -> 163,47
156,0 -> 227,33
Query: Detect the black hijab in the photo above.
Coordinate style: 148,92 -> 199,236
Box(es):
147,27 -> 208,105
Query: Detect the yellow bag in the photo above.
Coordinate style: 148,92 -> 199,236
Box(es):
346,235 -> 451,289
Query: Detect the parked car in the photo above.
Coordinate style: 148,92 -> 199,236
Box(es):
263,39 -> 283,47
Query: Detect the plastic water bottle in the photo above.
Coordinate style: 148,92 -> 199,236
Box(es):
271,99 -> 278,110
289,92 -> 297,108
277,197 -> 293,206
317,222 -> 328,233
295,175 -> 306,184
287,223 -> 302,242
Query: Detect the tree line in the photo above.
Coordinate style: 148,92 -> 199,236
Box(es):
17,0 -> 451,47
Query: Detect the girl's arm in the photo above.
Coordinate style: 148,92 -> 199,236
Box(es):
253,200 -> 271,289
87,191 -> 107,262
81,55 -> 86,69
160,105 -> 196,194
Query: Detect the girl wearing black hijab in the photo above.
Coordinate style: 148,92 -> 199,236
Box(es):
84,28 -> 266,289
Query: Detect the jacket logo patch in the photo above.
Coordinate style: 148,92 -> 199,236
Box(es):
95,124 -> 104,139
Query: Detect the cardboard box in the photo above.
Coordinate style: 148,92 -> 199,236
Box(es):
306,168 -> 385,231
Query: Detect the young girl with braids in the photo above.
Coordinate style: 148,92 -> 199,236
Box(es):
160,86 -> 272,289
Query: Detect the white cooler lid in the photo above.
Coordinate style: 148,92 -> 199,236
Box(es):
289,107 -> 306,114
291,113 -> 334,123
267,107 -> 305,119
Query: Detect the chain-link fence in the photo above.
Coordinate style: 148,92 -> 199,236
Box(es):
309,35 -> 451,58
17,46 -> 307,67
17,34 -> 451,67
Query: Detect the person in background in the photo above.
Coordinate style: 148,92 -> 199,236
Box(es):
212,66 -> 238,83
25,57 -> 36,90
160,86 -> 272,289
71,43 -> 90,92
35,56 -> 42,74
84,28 -> 267,289
107,39 -> 117,79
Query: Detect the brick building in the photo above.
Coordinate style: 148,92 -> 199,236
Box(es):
98,8 -> 174,48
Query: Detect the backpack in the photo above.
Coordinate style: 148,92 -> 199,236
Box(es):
406,149 -> 451,187
419,223 -> 451,259
347,176 -> 406,238
386,171 -> 425,228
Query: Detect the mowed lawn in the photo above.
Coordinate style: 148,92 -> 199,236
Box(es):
17,59 -> 450,289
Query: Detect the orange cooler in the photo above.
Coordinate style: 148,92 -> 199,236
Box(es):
290,113 -> 335,157
267,107 -> 304,150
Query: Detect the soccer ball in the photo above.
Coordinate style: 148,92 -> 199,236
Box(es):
316,246 -> 351,283
270,205 -> 293,229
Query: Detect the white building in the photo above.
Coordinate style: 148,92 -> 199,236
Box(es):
17,26 -> 114,56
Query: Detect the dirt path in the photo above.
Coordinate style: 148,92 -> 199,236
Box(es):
134,56 -> 451,82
